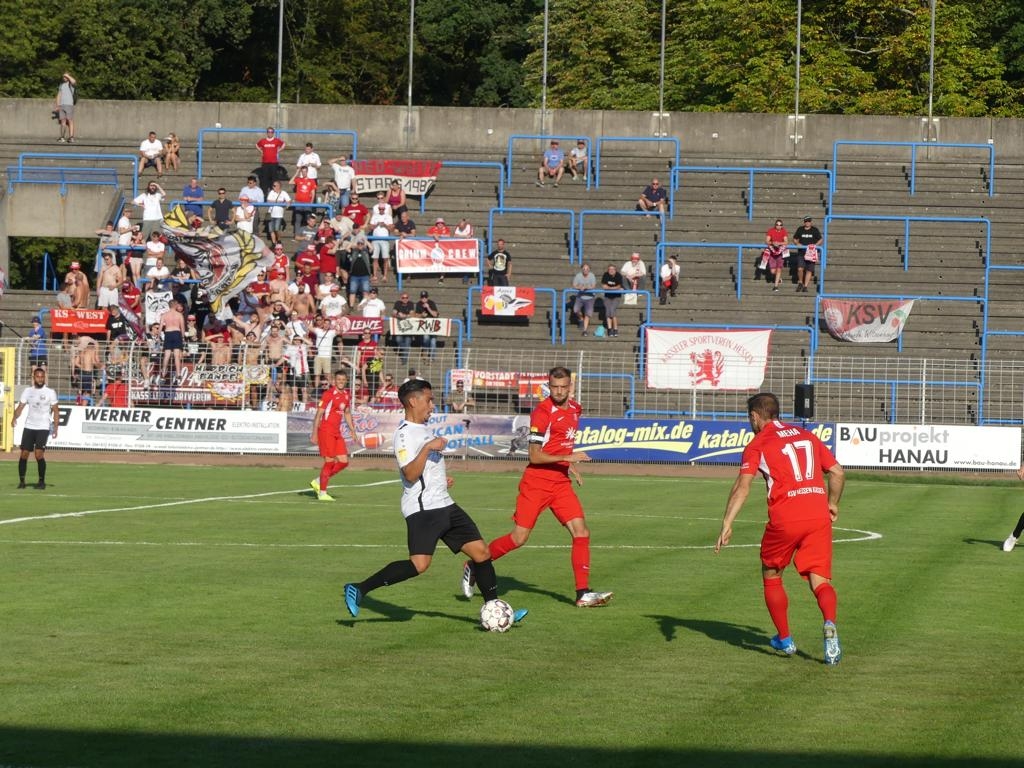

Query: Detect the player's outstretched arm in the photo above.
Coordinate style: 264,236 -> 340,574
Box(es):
715,473 -> 753,554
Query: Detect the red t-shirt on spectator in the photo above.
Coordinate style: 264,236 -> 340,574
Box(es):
343,203 -> 369,228
258,137 -> 285,164
294,177 -> 317,204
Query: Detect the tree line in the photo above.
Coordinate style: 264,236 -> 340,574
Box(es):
2,0 -> 1024,116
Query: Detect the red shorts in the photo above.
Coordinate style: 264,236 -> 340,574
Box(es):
760,517 -> 832,580
513,466 -> 584,529
317,429 -> 348,459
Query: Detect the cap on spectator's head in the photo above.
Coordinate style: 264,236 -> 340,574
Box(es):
329,284 -> 339,292
435,217 -> 445,223
630,252 -> 640,260
187,314 -> 196,320
803,215 -> 813,222
70,261 -> 80,269
123,279 -> 132,286
240,194 -> 249,201
274,243 -> 284,250
420,290 -> 429,298
31,316 -> 41,324
578,139 -> 585,145
306,243 -> 316,250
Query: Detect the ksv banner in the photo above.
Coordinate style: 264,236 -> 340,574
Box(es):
835,423 -> 1020,469
645,328 -> 772,390
574,418 -> 835,464
51,308 -> 108,335
350,160 -> 442,197
821,299 -> 914,342
481,286 -> 536,316
396,239 -> 480,274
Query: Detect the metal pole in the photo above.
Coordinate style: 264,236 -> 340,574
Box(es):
794,0 -> 802,120
541,0 -> 549,133
275,0 -> 284,128
658,0 -> 666,136
407,0 -> 415,148
928,0 -> 936,123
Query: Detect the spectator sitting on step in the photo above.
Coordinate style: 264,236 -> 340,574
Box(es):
659,254 -> 680,304
181,178 -> 205,218
621,251 -> 648,292
138,131 -> 164,177
394,210 -> 416,239
414,290 -> 439,359
568,139 -> 588,181
536,139 -> 565,187
636,177 -> 667,216
146,256 -> 171,292
454,217 -> 474,237
163,133 -> 181,172
572,263 -> 597,336
600,263 -> 624,337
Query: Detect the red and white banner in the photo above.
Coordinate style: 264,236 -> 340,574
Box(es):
351,160 -> 442,197
481,286 -> 536,316
821,299 -> 914,342
389,317 -> 453,336
645,328 -> 772,390
51,308 -> 108,334
396,239 -> 480,274
450,368 -> 549,397
334,316 -> 385,337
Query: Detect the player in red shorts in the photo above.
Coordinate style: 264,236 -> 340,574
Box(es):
715,392 -> 846,665
310,370 -> 358,501
461,366 -> 614,608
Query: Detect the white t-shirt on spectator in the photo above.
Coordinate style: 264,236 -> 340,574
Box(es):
267,189 -> 291,219
331,163 -> 355,191
133,192 -> 165,222
140,138 -> 163,159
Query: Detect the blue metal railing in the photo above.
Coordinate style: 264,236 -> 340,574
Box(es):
593,136 -> 679,188
7,166 -> 121,197
197,127 -> 358,179
560,289 -> 652,345
15,153 -> 140,198
830,140 -> 995,197
577,209 -> 665,264
486,207 -> 576,260
669,165 -> 832,220
652,241 -> 796,303
41,251 -> 60,292
464,286 -> 559,345
505,134 -> 591,190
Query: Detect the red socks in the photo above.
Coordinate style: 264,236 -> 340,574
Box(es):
487,533 -> 519,561
571,536 -> 590,591
763,577 -> 790,638
813,582 -> 838,624
318,459 -> 348,492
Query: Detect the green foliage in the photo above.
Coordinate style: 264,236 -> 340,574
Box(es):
8,238 -> 97,290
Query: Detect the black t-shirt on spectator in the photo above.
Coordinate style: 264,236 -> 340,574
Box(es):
601,271 -> 624,296
395,218 -> 416,236
794,226 -> 822,249
211,199 -> 233,227
106,315 -> 130,340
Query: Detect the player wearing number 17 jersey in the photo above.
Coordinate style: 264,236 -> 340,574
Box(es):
462,366 -> 613,608
715,392 -> 846,665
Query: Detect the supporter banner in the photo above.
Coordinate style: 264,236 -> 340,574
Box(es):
145,290 -> 174,327
287,409 -> 528,457
389,317 -> 453,336
350,160 -> 442,197
51,308 -> 108,335
0,265 -> 7,299
482,286 -> 536,316
645,328 -> 772,390
40,406 -> 287,453
395,239 -> 480,274
575,418 -> 834,464
129,362 -> 270,406
822,299 -> 914,342
335,316 -> 385,337
835,423 -> 1019,470
449,369 -> 549,398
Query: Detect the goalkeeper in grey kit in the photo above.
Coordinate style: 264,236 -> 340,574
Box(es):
343,378 -> 527,625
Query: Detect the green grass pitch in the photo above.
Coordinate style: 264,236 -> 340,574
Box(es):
0,461 -> 1022,767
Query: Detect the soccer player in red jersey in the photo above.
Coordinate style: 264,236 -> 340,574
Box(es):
715,392 -> 846,665
310,371 -> 358,501
462,366 -> 614,607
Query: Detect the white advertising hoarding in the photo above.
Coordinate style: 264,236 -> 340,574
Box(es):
835,423 -> 1020,470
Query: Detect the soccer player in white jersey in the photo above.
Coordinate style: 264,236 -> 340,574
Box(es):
343,378 -> 526,625
12,367 -> 60,489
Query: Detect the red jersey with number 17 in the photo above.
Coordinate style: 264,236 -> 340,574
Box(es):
739,420 -> 837,524
318,387 -> 351,436
527,397 -> 582,473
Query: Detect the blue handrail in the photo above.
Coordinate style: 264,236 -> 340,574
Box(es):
577,209 -> 665,264
669,165 -> 832,220
486,207 -> 576,260
560,289 -> 652,345
505,134 -> 591,190
17,153 -> 140,198
41,251 -> 59,292
464,286 -> 558,345
196,127 -> 358,179
830,140 -> 995,197
7,166 -> 121,197
593,136 -> 679,188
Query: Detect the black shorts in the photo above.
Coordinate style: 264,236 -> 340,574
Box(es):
406,503 -> 482,556
20,428 -> 50,452
164,330 -> 183,351
794,249 -> 816,272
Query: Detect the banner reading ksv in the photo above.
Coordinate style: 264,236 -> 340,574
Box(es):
835,423 -> 1020,469
50,406 -> 287,453
645,328 -> 772,390
396,239 -> 480,274
350,160 -> 441,197
576,418 -> 835,463
821,299 -> 914,343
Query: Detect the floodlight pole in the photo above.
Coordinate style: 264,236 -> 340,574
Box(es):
407,0 -> 415,148
275,0 -> 284,128
541,0 -> 549,133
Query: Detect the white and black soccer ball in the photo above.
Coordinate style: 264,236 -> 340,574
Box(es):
480,599 -> 514,633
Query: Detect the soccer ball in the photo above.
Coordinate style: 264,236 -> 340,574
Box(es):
480,599 -> 514,633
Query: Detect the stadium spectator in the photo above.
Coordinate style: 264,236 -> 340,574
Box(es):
97,252 -> 125,309
342,193 -> 369,230
359,287 -> 387,342
142,230 -> 166,277
281,333 -> 311,404
486,239 -> 512,287
105,304 -> 130,343
344,378 -> 527,623
427,217 -> 450,238
95,220 -> 118,257
234,194 -> 256,234
28,318 -> 47,369
208,188 -> 232,230
391,290 -> 416,364
792,216 -> 822,293
266,180 -> 291,245
203,320 -> 230,365
71,336 -> 101,399
454,217 -> 474,237
163,133 -> 181,172
256,127 -> 286,194
369,195 -> 395,283
448,380 -> 475,413
356,331 -> 378,391
346,237 -> 374,306
146,256 -> 171,291
116,211 -> 134,248
600,264 -> 624,337
54,72 -> 76,143
394,210 -> 416,239
762,218 -> 790,291
715,392 -> 846,665
311,316 -> 338,391
536,139 -> 565,187
325,154 -> 356,209
386,179 -> 408,218
61,261 -> 90,309
13,367 -> 60,490
170,256 -> 198,310
239,175 -> 265,234
320,284 -> 348,326
181,178 -> 205,218
568,139 -> 588,181
121,279 -> 142,315
372,374 -> 401,409
291,285 -> 318,321
572,263 -> 597,336
621,252 -> 647,292
414,290 -> 439,359
138,131 -> 164,177
461,366 -> 613,608
659,254 -> 680,305
310,370 -> 359,501
636,177 -> 667,216
133,181 -> 167,238
98,368 -> 129,408
296,142 -> 322,181
291,167 -> 318,234
159,299 -> 186,383
184,314 -> 201,363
